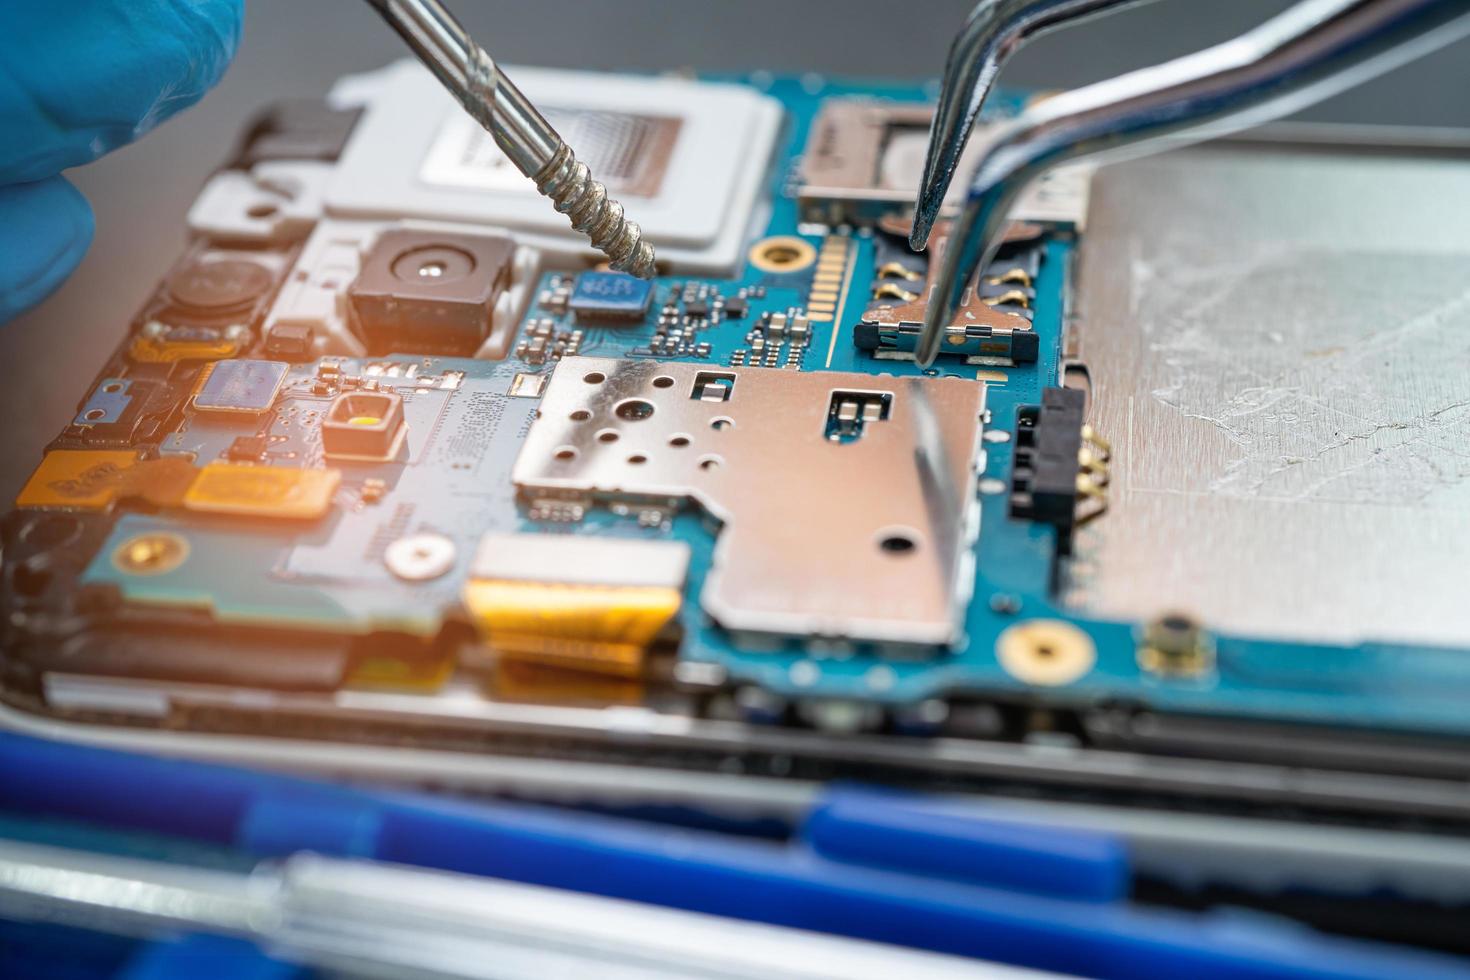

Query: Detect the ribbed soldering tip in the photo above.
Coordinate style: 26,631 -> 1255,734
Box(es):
536,145 -> 657,279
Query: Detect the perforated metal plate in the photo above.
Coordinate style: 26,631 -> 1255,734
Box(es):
513,357 -> 987,648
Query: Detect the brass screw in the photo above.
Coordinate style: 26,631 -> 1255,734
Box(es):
1137,612 -> 1215,677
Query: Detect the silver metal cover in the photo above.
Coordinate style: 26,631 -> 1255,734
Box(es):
1067,139 -> 1470,647
513,357 -> 987,647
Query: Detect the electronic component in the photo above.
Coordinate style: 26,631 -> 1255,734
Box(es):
228,99 -> 363,168
508,372 -> 548,398
568,272 -> 654,322
167,257 -> 276,314
464,534 -> 689,677
125,243 -> 293,365
730,310 -> 812,370
855,224 -> 1041,364
796,98 -> 1090,227
1137,612 -> 1216,677
226,435 -> 271,462
825,391 -> 891,443
128,323 -> 250,364
192,360 -> 291,415
321,390 -> 407,461
348,229 -> 517,357
261,220 -> 536,359
513,357 -> 986,648
22,61 -> 1470,883
264,323 -> 314,360
182,463 -> 341,519
515,318 -> 584,365
1009,387 -> 1108,555
328,62 -> 782,274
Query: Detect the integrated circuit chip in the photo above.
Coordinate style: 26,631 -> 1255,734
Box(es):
568,272 -> 654,322
192,359 -> 290,414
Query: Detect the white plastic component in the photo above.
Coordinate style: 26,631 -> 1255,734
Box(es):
187,161 -> 333,245
325,61 -> 784,276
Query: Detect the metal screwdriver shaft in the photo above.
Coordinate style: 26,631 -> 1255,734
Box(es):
362,0 -> 657,278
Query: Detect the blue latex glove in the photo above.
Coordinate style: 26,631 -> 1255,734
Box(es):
0,1 -> 244,322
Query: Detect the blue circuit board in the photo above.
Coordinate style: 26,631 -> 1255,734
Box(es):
26,74 -> 1470,745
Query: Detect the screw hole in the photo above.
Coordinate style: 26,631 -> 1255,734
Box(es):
101,383 -> 123,393
554,447 -> 578,461
877,532 -> 918,555
628,454 -> 647,465
652,376 -> 674,389
83,409 -> 106,421
710,417 -> 734,431
246,202 -> 279,219
698,454 -> 723,471
1160,613 -> 1196,632
615,399 -> 655,421
569,410 -> 592,422
583,371 -> 606,384
669,435 -> 691,448
597,430 -> 620,444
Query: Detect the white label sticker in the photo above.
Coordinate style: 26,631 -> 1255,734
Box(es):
420,114 -> 537,193
419,107 -> 681,198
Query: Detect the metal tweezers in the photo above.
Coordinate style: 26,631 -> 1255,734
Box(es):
910,0 -> 1470,368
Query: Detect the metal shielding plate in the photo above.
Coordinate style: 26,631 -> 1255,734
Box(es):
1066,141 -> 1470,647
796,98 -> 1089,227
513,357 -> 986,647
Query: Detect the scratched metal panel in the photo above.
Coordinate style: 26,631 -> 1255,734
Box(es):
1065,143 -> 1470,647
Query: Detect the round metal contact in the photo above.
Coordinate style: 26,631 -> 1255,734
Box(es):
166,259 -> 274,313
996,619 -> 1096,686
112,532 -> 190,576
384,533 -> 458,581
747,236 -> 817,274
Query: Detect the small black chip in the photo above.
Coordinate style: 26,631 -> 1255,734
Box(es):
226,435 -> 270,461
265,323 -> 314,359
685,299 -> 711,318
723,296 -> 748,318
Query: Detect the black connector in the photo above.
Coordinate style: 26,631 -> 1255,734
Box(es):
1010,387 -> 1086,552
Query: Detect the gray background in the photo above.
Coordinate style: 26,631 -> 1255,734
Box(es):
6,0 -> 1470,501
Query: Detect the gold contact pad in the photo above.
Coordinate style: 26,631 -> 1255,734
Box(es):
182,462 -> 341,519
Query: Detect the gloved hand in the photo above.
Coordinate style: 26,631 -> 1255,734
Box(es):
0,1 -> 244,323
